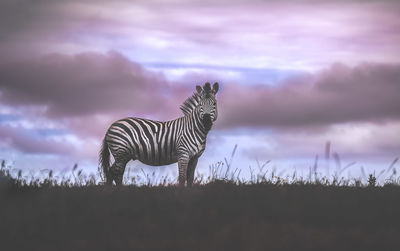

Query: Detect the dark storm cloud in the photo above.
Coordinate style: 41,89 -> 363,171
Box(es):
0,1 -> 76,60
0,51 -> 183,119
1,51 -> 399,129
218,63 -> 400,128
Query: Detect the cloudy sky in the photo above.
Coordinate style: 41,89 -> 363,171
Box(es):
0,0 -> 399,181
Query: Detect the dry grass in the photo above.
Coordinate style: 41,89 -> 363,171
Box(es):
1,143 -> 399,188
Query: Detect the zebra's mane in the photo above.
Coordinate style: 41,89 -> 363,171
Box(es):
180,92 -> 201,116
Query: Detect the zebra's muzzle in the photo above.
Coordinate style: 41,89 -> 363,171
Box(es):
203,114 -> 213,131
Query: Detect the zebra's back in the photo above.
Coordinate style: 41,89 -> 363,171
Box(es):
105,117 -> 179,166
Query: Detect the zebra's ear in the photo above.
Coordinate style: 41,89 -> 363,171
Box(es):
213,82 -> 219,94
196,85 -> 202,94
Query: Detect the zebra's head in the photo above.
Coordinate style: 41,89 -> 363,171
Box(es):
196,82 -> 219,131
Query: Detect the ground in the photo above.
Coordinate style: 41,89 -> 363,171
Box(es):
1,182 -> 400,250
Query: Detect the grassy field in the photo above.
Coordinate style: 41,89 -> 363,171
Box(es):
1,163 -> 400,251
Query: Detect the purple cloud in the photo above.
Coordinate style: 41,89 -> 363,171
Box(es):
1,52 -> 399,132
0,52 -> 181,119
217,63 -> 400,129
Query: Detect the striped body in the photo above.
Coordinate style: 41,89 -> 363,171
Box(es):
99,82 -> 219,186
105,116 -> 207,166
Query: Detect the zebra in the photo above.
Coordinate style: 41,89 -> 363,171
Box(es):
99,82 -> 219,186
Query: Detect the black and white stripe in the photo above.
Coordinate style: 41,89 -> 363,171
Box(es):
99,82 -> 219,186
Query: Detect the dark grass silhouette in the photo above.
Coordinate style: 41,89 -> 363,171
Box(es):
1,151 -> 400,250
2,181 -> 400,250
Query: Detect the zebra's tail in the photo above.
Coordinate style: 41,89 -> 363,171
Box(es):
99,137 -> 111,184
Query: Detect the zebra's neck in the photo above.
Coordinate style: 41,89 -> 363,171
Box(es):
187,109 -> 208,140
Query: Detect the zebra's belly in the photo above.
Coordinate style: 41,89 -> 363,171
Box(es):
137,155 -> 178,166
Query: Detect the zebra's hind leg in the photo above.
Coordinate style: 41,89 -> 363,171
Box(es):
106,173 -> 113,186
110,157 -> 130,186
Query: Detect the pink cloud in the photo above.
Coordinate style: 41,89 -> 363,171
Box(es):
1,0 -> 400,70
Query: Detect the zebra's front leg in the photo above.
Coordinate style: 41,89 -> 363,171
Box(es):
187,157 -> 199,187
177,155 -> 189,186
